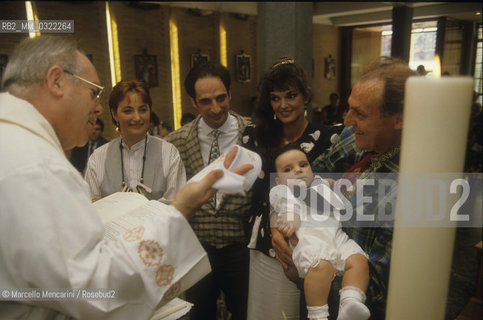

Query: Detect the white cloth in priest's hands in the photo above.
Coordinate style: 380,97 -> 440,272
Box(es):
188,145 -> 261,195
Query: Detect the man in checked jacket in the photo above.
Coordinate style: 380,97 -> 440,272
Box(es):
165,62 -> 251,320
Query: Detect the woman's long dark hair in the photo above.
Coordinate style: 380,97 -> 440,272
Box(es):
254,57 -> 311,172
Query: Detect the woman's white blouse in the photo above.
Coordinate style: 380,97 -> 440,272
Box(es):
85,135 -> 186,203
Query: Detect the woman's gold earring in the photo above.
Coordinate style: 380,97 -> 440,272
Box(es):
273,114 -> 276,120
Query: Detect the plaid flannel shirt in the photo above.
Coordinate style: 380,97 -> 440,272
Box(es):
344,152 -> 399,318
165,112 -> 252,248
312,126 -> 365,173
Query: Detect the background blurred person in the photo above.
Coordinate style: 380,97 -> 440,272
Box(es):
159,121 -> 173,137
180,112 -> 196,126
322,92 -> 344,125
416,64 -> 427,76
149,110 -> 160,136
70,118 -> 108,175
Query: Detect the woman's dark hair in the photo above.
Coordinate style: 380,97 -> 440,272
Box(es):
109,80 -> 152,125
254,57 -> 311,171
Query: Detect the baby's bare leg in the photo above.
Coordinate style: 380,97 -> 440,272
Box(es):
305,260 -> 334,320
342,253 -> 369,291
338,254 -> 370,320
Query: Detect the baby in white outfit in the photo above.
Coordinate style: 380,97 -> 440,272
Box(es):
270,145 -> 371,320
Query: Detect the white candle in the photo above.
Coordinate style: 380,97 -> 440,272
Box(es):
387,75 -> 473,319
397,76 -> 473,173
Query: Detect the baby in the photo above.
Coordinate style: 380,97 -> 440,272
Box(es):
270,144 -> 370,320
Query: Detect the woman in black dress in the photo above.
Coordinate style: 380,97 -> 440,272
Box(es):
243,57 -> 333,319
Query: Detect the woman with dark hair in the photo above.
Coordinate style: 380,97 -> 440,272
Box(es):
85,80 -> 186,203
242,57 -> 333,319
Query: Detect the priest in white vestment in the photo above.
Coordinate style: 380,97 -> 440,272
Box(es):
0,35 -> 252,320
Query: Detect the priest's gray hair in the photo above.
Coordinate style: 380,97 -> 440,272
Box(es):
1,35 -> 81,92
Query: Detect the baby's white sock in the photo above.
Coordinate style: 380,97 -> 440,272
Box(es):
337,286 -> 370,320
307,304 -> 329,320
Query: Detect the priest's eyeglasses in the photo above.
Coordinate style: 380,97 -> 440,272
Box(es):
64,70 -> 104,104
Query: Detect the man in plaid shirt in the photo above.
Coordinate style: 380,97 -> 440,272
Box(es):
274,57 -> 416,320
165,62 -> 251,320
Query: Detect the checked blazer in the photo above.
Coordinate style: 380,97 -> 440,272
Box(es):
165,112 -> 252,248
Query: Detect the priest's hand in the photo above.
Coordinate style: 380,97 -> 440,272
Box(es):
171,146 -> 253,219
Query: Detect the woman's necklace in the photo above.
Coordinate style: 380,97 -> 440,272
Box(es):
282,120 -> 308,145
120,135 -> 152,195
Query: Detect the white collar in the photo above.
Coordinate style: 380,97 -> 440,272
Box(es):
0,92 -> 63,152
120,134 -> 149,152
198,113 -> 237,137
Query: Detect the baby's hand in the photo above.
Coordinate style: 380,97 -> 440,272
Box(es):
276,212 -> 301,238
278,223 -> 296,238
